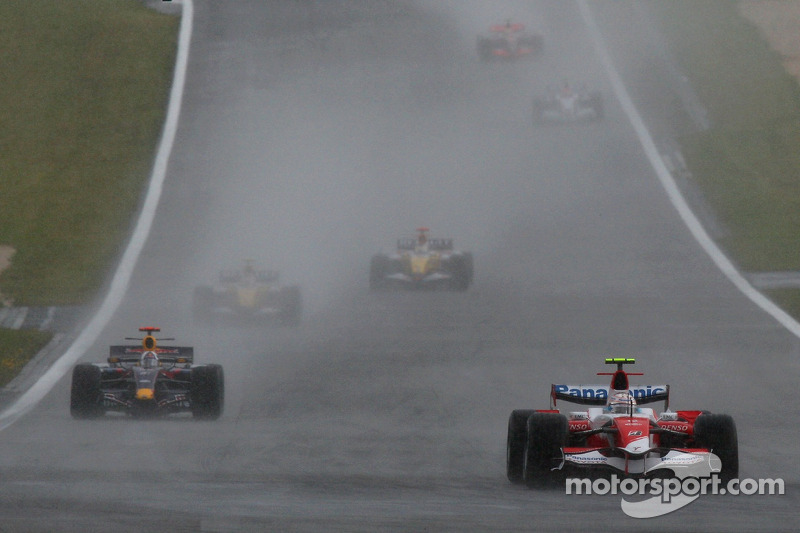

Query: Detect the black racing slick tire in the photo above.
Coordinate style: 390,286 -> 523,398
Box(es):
589,92 -> 603,121
477,38 -> 492,61
507,410 -> 536,484
523,413 -> 567,488
369,255 -> 389,290
279,286 -> 302,326
463,252 -> 474,286
191,364 -> 224,420
693,413 -> 738,482
520,34 -> 544,54
448,254 -> 472,291
70,364 -> 103,419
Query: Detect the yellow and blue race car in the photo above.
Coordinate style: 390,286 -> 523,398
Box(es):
369,228 -> 473,291
193,260 -> 302,326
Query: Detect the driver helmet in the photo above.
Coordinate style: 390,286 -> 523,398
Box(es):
141,350 -> 159,369
608,391 -> 636,414
241,261 -> 258,285
416,229 -> 429,252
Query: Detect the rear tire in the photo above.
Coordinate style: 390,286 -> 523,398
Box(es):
693,413 -> 738,481
448,254 -> 472,291
589,92 -> 603,121
191,364 -> 224,420
279,286 -> 302,326
370,255 -> 389,290
463,252 -> 474,286
523,413 -> 567,488
477,38 -> 492,61
507,410 -> 536,484
70,364 -> 103,419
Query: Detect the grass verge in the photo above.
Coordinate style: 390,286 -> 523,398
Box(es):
651,0 -> 800,318
0,1 -> 179,382
0,0 -> 178,306
0,329 -> 53,387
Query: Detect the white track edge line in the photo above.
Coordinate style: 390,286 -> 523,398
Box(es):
577,0 -> 800,339
0,0 -> 194,431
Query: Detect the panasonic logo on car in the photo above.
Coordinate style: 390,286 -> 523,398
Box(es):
565,454 -> 608,465
554,385 -> 667,399
554,385 -> 608,399
659,454 -> 706,466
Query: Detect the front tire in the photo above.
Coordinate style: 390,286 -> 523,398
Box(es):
448,253 -> 472,291
507,410 -> 536,484
370,255 -> 389,290
523,413 -> 567,488
279,286 -> 302,326
70,364 -> 103,419
588,92 -> 603,121
477,38 -> 492,61
693,413 -> 738,482
191,364 -> 224,420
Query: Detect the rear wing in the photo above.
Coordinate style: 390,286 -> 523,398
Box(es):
219,270 -> 279,283
550,384 -> 670,409
109,345 -> 194,365
396,238 -> 454,251
490,23 -> 525,33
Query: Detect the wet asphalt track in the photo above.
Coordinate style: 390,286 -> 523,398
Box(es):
0,1 -> 797,531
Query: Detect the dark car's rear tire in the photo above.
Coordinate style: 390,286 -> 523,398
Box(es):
463,252 -> 474,286
191,364 -> 224,420
589,92 -> 603,121
279,285 -> 302,326
507,409 -> 536,484
370,255 -> 389,290
448,253 -> 473,291
693,413 -> 738,482
477,37 -> 492,61
70,364 -> 103,419
523,413 -> 567,488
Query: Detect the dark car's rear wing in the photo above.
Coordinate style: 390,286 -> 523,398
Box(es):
109,345 -> 194,365
550,384 -> 670,409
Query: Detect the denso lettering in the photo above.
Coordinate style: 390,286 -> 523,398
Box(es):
661,423 -> 690,432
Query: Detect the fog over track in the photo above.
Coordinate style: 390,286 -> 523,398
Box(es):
0,1 -> 797,530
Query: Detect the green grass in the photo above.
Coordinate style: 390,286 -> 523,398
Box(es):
0,328 -> 53,387
0,0 -> 178,306
0,1 -> 178,382
652,1 -> 800,317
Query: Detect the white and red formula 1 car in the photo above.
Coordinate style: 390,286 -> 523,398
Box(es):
506,358 -> 738,488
